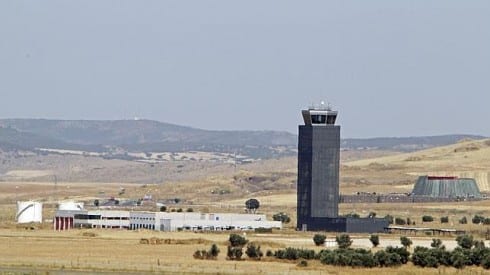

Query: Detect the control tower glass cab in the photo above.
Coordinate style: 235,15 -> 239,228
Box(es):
301,103 -> 338,126
297,102 -> 340,231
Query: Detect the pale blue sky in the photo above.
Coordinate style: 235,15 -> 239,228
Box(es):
1,1 -> 489,138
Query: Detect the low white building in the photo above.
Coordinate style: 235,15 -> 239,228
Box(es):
55,209 -> 281,231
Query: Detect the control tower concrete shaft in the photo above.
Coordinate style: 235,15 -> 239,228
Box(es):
297,102 -> 340,230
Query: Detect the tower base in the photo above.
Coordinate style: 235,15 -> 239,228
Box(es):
297,217 -> 388,233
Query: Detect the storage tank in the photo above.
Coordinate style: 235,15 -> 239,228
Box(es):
58,201 -> 84,211
16,201 -> 43,223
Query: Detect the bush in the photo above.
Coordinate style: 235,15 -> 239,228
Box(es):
422,215 -> 434,222
319,248 -> 376,267
395,217 -> 406,225
400,236 -> 412,248
245,243 -> 263,259
272,212 -> 291,223
336,234 -> 352,249
209,244 -> 220,259
456,235 -> 474,249
385,246 -> 410,264
472,215 -> 486,224
229,234 -> 248,247
186,208 -> 194,212
484,218 -> 490,225
369,235 -> 380,248
482,255 -> 490,269
266,250 -> 273,257
412,246 -> 439,268
459,216 -> 468,224
440,216 -> 449,223
159,205 -> 167,212
193,244 -> 220,260
431,238 -> 443,249
274,248 -> 316,260
176,208 -> 183,213
374,250 -> 402,267
313,234 -> 327,246
451,249 -> 471,269
297,260 -> 308,267
227,246 -> 243,261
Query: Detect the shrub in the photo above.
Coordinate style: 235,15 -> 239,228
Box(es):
245,243 -> 263,259
272,212 -> 291,223
440,216 -> 449,223
472,215 -> 485,224
297,260 -> 308,267
395,217 -> 406,225
159,205 -> 167,212
193,244 -> 220,260
344,212 -> 360,218
266,250 -> 273,257
336,234 -> 352,249
484,218 -> 490,225
368,212 -> 376,218
313,234 -> 327,246
186,208 -> 194,212
227,246 -> 243,261
209,244 -> 220,259
385,246 -> 410,264
451,249 -> 471,269
431,238 -> 443,249
274,248 -> 316,260
459,216 -> 468,224
176,208 -> 183,213
374,250 -> 402,267
422,215 -> 434,222
400,236 -> 412,248
456,235 -> 474,249
412,246 -> 439,268
482,255 -> 490,269
369,234 -> 380,248
228,234 -> 248,247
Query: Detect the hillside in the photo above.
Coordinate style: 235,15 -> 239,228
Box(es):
345,138 -> 490,192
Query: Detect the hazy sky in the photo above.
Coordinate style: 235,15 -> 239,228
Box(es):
1,1 -> 489,138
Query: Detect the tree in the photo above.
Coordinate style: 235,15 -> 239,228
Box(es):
229,234 -> 248,247
272,212 -> 291,223
384,215 -> 394,224
431,238 -> 443,249
459,216 -> 468,224
472,215 -> 485,224
422,215 -> 434,222
313,234 -> 327,246
369,235 -> 380,248
159,205 -> 167,212
245,243 -> 263,259
368,212 -> 376,218
209,244 -> 220,259
395,217 -> 406,225
245,198 -> 260,213
456,235 -> 474,249
440,216 -> 449,223
94,199 -> 99,207
400,236 -> 413,248
336,234 -> 352,249
186,208 -> 194,212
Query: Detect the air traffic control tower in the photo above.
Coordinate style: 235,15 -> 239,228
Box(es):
297,102 -> 388,233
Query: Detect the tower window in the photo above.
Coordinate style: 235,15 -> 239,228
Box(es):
311,115 -> 326,124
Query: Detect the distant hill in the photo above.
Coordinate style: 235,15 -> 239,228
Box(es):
342,135 -> 487,151
0,119 -> 486,159
0,119 -> 296,158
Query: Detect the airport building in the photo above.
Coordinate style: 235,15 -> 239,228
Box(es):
412,176 -> 482,198
54,209 -> 281,231
296,103 -> 388,232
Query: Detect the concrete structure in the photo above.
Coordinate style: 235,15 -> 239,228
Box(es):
16,201 -> 43,223
412,176 -> 482,198
54,210 -> 281,231
58,201 -> 84,211
296,103 -> 388,232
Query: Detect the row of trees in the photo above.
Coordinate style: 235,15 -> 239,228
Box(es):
385,214 -> 490,225
193,234 -> 490,269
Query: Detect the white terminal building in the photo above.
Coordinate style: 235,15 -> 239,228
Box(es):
54,208 -> 282,231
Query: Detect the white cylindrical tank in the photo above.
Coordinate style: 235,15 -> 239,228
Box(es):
16,201 -> 43,223
58,201 -> 84,211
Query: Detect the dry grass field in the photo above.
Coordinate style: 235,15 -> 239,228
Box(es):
1,140 -> 490,273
